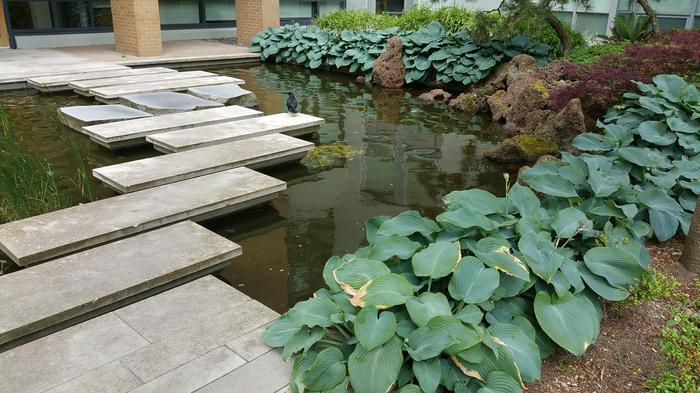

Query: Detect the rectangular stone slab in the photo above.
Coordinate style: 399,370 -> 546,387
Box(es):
93,133 -> 313,193
118,92 -> 224,115
28,67 -> 177,92
70,70 -> 216,94
0,221 -> 241,346
1,63 -> 129,85
90,75 -> 244,99
82,106 -> 263,149
58,104 -> 153,131
0,167 -> 285,266
148,113 -> 325,153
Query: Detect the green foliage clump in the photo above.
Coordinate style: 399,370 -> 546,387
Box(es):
395,5 -> 481,35
251,22 -> 551,85
612,15 -> 652,43
313,9 -> 397,31
567,42 -> 627,64
626,269 -> 680,304
264,75 -> 700,392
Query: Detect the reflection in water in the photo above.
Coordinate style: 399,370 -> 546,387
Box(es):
0,64 -> 513,313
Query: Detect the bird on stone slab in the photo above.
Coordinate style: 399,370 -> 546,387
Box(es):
286,92 -> 298,115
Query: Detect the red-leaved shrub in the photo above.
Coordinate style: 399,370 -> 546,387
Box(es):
550,30 -> 700,120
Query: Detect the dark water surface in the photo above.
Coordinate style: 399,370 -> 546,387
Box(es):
0,64 -> 511,312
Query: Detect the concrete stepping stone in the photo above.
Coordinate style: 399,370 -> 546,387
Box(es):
57,104 -> 152,131
82,105 -> 262,149
70,70 -> 215,96
0,276 -> 286,393
148,113 -> 325,153
28,67 -> 177,93
1,63 -> 129,86
188,83 -> 259,108
0,167 -> 285,266
119,92 -> 224,115
94,133 -> 313,193
90,75 -> 244,101
0,221 -> 240,346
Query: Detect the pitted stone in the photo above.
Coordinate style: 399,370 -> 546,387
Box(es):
188,83 -> 259,108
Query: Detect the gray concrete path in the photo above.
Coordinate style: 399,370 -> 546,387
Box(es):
0,276 -> 290,393
118,92 -> 223,115
82,106 -> 262,149
90,76 -> 244,100
0,222 -> 240,346
70,70 -> 215,95
28,67 -> 177,92
0,167 -> 285,266
58,105 -> 152,131
93,134 -> 313,193
148,113 -> 325,153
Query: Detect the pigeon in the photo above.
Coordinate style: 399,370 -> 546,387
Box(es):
286,92 -> 298,114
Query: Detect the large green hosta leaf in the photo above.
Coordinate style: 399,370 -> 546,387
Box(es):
367,235 -> 422,261
469,237 -> 530,281
443,189 -> 507,214
348,335 -> 404,393
477,371 -> 522,393
302,347 -> 347,391
333,257 -> 390,295
507,183 -> 540,216
351,273 -> 415,309
377,210 -> 440,238
287,296 -> 339,328
448,256 -> 500,303
427,315 -> 480,354
436,208 -> 497,232
551,207 -> 591,238
578,264 -> 630,301
262,315 -> 302,347
413,358 -> 441,393
534,291 -> 600,356
488,323 -> 541,382
517,233 -> 563,283
406,292 -> 453,327
583,246 -> 646,288
412,241 -> 461,279
407,326 -> 452,361
638,120 -> 677,146
452,342 -> 523,387
525,174 -> 579,198
355,307 -> 397,350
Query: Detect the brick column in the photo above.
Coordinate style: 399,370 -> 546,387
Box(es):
236,0 -> 280,47
110,0 -> 163,56
0,0 -> 10,47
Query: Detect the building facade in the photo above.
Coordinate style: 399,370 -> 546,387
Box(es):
0,0 -> 345,49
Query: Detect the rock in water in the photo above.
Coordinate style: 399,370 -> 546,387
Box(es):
371,36 -> 406,89
187,84 -> 259,108
484,134 -> 559,163
418,89 -> 452,103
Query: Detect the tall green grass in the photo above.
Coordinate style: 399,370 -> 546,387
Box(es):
0,106 -> 94,224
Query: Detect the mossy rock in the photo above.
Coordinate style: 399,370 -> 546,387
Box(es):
485,134 -> 558,163
301,142 -> 361,171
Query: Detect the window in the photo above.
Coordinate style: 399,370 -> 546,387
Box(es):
553,11 -> 573,25
159,0 -> 200,24
575,12 -> 609,36
204,0 -> 235,23
376,0 -> 403,14
657,17 -> 688,30
7,0 -> 112,31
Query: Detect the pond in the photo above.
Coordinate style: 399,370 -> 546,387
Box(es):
0,63 -> 513,313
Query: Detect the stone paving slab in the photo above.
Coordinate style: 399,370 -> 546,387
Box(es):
28,67 -> 177,92
94,133 -> 313,193
188,83 -> 258,108
148,113 -> 325,153
119,92 -> 224,115
0,313 -> 149,393
0,221 -> 240,346
57,105 -> 152,131
0,167 -> 286,266
82,105 -> 263,149
1,62 -> 129,87
1,276 -> 287,393
70,70 -> 215,94
90,75 -> 244,100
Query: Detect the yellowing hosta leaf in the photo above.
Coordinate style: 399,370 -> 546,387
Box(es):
452,342 -> 524,388
350,273 -> 414,309
470,237 -> 529,281
333,258 -> 390,296
411,241 -> 461,279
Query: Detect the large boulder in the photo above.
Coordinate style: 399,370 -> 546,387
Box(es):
448,92 -> 480,115
372,36 -> 406,89
484,134 -> 559,163
484,54 -> 541,90
537,98 -> 586,147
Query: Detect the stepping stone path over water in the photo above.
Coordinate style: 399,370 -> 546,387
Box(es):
82,105 -> 263,149
0,167 -> 285,266
57,105 -> 152,131
27,67 -> 177,93
70,70 -> 216,96
188,83 -> 259,108
0,221 -> 240,347
90,75 -> 243,101
148,112 -> 325,153
119,92 -> 224,115
93,133 -> 314,193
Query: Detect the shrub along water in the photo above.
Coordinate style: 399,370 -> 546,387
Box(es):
250,22 -> 550,86
261,75 -> 699,392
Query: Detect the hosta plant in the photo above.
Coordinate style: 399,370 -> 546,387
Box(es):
250,22 -> 551,86
262,75 -> 700,393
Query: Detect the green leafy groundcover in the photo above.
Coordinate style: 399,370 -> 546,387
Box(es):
263,75 -> 699,393
249,22 -> 550,86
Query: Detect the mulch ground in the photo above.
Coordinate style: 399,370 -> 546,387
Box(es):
528,238 -> 698,393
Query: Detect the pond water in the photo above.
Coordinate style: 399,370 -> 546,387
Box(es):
0,64 -> 514,313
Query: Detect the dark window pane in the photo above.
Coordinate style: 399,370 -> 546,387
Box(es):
159,0 -> 200,24
8,1 -> 53,30
92,0 -> 112,27
56,1 -> 90,28
658,17 -> 687,30
205,0 -> 235,23
376,0 -> 402,14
